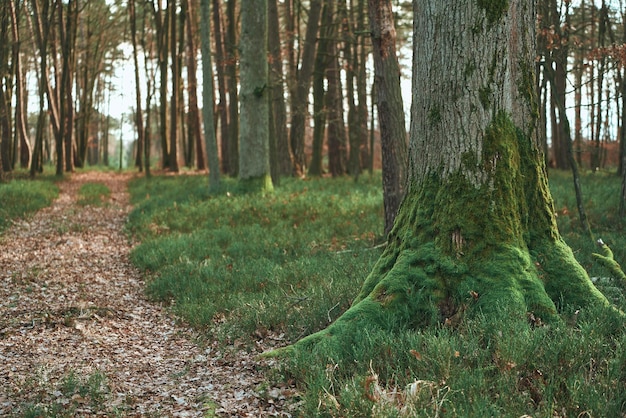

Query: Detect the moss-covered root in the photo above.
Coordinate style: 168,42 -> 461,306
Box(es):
534,237 -> 610,311
592,238 -> 626,282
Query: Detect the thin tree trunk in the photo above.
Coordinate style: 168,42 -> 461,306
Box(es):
226,0 -> 239,176
168,0 -> 180,172
130,0 -> 145,172
182,0 -> 205,171
9,0 -> 30,169
268,0 -> 291,178
0,1 -> 13,173
369,0 -> 407,236
545,64 -> 592,237
151,0 -> 170,169
200,0 -> 220,189
212,0 -> 229,174
308,1 -> 331,177
289,0 -> 323,176
326,1 -> 346,177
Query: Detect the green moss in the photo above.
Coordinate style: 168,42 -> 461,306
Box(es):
478,87 -> 492,110
277,108 -> 622,361
517,61 -> 540,122
476,0 -> 509,26
464,60 -> 477,80
461,150 -> 479,171
428,106 -> 442,126
237,173 -> 274,194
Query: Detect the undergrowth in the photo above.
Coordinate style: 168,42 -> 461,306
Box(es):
77,182 -> 111,206
127,169 -> 626,416
0,176 -> 58,233
127,174 -> 384,342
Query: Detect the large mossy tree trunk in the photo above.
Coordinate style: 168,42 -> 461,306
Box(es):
286,0 -> 614,353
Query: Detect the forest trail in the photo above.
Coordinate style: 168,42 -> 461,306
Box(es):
0,171 -> 284,417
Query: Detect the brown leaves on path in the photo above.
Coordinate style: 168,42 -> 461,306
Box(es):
0,171 -> 288,417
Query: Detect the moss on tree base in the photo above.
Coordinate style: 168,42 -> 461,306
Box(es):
264,111 -> 619,359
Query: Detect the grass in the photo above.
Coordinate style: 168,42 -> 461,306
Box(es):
0,176 -> 59,233
15,369 -> 114,418
127,174 -> 384,341
77,182 -> 111,206
126,169 -> 626,416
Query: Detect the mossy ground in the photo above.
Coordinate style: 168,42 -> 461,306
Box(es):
127,169 -> 626,416
0,174 -> 59,233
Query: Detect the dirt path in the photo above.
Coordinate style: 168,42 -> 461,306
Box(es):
0,172 -> 286,417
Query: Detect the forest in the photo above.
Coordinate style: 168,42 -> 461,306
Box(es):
0,1 -> 622,185
1,0 -> 626,416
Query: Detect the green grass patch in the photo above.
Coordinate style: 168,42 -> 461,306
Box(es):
127,169 -> 626,416
127,174 -> 384,341
0,178 -> 59,233
77,182 -> 111,206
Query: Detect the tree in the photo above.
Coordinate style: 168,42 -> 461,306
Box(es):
211,0 -> 228,174
238,0 -> 272,192
369,0 -> 408,236
200,0 -> 220,190
129,0 -> 145,172
225,0 -> 239,176
0,1 -> 13,174
184,0 -> 205,171
168,0 -> 180,172
267,0 -> 291,179
289,0 -> 323,176
281,0 -> 615,354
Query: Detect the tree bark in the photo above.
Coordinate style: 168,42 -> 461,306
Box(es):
326,0 -> 347,178
238,0 -> 273,192
183,0 -> 205,171
129,0 -> 145,172
308,1 -> 331,177
200,0 -> 220,190
0,1 -> 13,174
9,0 -> 30,169
226,0 -> 239,176
369,0 -> 408,236
288,0 -> 323,176
168,0 -> 180,172
268,0 -> 291,178
282,0 -> 614,354
211,0 -> 229,174
152,0 -> 170,169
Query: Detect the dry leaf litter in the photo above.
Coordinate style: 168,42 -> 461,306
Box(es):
0,172 -> 295,417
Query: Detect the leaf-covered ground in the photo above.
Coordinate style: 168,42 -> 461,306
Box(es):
0,172 -> 289,416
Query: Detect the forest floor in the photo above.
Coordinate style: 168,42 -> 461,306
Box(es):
0,171 -> 289,417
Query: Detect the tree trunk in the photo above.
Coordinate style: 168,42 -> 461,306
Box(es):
226,0 -> 239,176
200,0 -> 220,190
183,0 -> 205,171
168,0 -> 180,172
369,0 -> 408,236
326,20 -> 347,178
289,0 -> 323,176
212,0 -> 229,174
9,0 -> 30,169
152,0 -> 170,169
268,0 -> 291,178
0,1 -> 12,174
238,0 -> 273,192
308,1 -> 331,177
130,0 -> 145,172
284,0 -> 613,354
